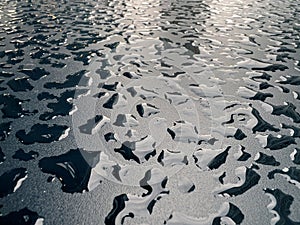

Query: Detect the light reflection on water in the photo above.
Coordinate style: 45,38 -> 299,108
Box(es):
0,0 -> 299,224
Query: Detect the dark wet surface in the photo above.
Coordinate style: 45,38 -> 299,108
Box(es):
0,0 -> 300,224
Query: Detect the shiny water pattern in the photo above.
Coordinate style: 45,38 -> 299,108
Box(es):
0,0 -> 299,224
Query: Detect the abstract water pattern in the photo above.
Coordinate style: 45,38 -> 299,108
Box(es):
0,0 -> 299,224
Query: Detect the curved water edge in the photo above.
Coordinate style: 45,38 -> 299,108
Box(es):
0,0 -> 299,224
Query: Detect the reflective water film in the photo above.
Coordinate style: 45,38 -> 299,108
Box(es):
0,0 -> 299,224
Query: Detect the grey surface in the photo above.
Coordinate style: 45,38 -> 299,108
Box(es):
0,0 -> 299,224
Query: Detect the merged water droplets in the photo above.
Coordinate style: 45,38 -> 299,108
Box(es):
0,0 -> 299,224
38,148 -> 96,193
0,208 -> 44,225
0,168 -> 27,198
16,124 -> 70,145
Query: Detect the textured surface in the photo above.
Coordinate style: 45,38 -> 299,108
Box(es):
0,0 -> 300,224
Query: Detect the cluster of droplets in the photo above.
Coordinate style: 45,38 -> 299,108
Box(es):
0,0 -> 299,224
